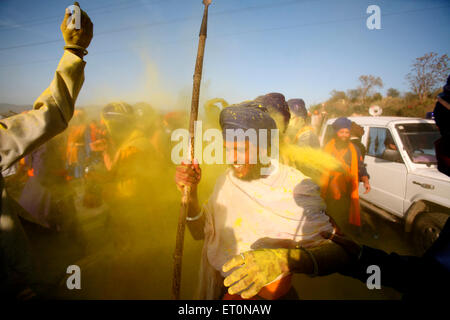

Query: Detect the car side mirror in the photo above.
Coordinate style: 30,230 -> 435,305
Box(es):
382,149 -> 403,163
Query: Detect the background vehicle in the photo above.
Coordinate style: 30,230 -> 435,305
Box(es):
320,116 -> 450,254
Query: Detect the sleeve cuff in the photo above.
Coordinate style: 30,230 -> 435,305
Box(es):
60,49 -> 86,69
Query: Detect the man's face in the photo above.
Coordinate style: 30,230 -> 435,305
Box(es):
224,140 -> 260,180
336,128 -> 350,142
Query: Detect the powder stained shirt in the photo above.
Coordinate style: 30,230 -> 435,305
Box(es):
202,160 -> 334,277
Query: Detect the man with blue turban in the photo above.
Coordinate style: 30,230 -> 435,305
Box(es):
321,117 -> 370,234
175,103 -> 336,300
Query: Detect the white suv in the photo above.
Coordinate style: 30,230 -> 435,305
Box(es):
319,116 -> 450,254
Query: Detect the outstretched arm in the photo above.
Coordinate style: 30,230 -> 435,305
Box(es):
222,239 -> 351,299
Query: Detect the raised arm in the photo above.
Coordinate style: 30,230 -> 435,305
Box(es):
0,2 -> 93,172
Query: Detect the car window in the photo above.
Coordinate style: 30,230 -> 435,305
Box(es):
322,124 -> 335,146
396,123 -> 439,165
367,127 -> 402,162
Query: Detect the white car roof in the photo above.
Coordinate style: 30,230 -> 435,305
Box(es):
325,116 -> 435,127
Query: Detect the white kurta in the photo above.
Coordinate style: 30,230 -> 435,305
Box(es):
197,160 -> 333,299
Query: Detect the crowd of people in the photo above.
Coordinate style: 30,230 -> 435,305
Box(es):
1,4 -> 449,301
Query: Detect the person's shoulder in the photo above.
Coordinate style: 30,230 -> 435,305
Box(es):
278,161 -> 309,183
216,169 -> 229,182
205,169 -> 233,208
279,161 -> 300,174
277,161 -> 323,194
212,169 -> 231,191
349,141 -> 362,155
324,138 -> 335,148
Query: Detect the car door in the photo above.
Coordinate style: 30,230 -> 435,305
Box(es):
360,127 -> 407,217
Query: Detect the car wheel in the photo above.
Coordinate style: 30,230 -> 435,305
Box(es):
412,212 -> 448,256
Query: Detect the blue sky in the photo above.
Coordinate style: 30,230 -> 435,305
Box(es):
0,0 -> 449,111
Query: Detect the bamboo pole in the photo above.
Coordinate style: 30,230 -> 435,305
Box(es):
172,0 -> 211,300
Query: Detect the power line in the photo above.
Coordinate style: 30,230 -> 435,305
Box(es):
0,0 -> 311,51
215,5 -> 450,38
81,0 -> 311,37
0,4 -> 448,67
0,0 -> 145,31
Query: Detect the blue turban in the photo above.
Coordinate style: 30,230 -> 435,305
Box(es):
254,93 -> 290,128
287,99 -> 307,118
219,105 -> 277,142
332,117 -> 352,131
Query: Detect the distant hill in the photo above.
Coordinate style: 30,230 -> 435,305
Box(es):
0,103 -> 107,119
0,103 -> 30,117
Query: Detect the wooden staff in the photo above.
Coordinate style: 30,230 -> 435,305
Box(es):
172,0 -> 212,300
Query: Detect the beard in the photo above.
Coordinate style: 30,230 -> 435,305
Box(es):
335,137 -> 350,149
231,163 -> 261,181
231,161 -> 272,181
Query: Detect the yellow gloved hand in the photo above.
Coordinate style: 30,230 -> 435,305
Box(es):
61,2 -> 93,50
222,249 -> 290,299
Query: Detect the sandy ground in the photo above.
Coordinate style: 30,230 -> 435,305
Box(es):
13,176 -> 416,300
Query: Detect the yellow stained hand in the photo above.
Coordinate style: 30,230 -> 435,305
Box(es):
222,249 -> 289,299
61,2 -> 93,49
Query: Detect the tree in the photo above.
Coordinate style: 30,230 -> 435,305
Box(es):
370,92 -> 383,102
358,75 -> 383,103
347,88 -> 361,102
403,91 -> 418,101
387,88 -> 400,98
406,52 -> 449,103
329,90 -> 347,102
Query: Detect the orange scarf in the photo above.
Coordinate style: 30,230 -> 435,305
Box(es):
321,138 -> 361,226
66,125 -> 86,165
